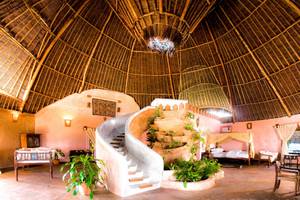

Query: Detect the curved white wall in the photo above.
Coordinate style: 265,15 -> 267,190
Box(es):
35,89 -> 139,160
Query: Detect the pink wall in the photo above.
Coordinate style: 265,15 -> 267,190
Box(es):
197,114 -> 221,133
221,114 -> 300,154
35,89 -> 140,160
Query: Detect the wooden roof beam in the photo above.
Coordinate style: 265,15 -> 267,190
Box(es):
220,7 -> 292,117
125,0 -> 139,20
20,0 -> 91,111
166,55 -> 175,99
180,0 -> 191,21
189,1 -> 216,33
0,26 -> 37,60
189,36 -> 221,86
79,10 -> 113,93
284,0 -> 300,15
125,39 -> 136,94
0,89 -> 22,101
159,0 -> 163,13
23,0 -> 50,32
206,21 -> 236,122
104,0 -> 143,44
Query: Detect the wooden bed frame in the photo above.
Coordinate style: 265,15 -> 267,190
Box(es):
206,132 -> 255,166
209,144 -> 252,166
14,150 -> 53,181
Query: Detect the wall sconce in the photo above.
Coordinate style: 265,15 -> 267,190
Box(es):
246,123 -> 252,129
12,111 -> 20,122
64,119 -> 71,127
64,116 -> 72,127
87,102 -> 91,108
296,122 -> 300,131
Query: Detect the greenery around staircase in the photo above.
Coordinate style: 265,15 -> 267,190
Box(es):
61,154 -> 105,199
168,130 -> 221,188
170,158 -> 221,188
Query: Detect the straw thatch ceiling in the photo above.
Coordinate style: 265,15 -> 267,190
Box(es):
105,0 -> 218,46
0,0 -> 299,122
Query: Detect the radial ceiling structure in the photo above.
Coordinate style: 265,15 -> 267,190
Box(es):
0,0 -> 299,122
105,0 -> 218,53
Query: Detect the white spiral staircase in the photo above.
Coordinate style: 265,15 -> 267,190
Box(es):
95,113 -> 164,197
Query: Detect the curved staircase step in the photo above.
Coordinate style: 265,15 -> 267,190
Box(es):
128,177 -> 150,186
128,165 -> 138,173
110,142 -> 122,145
113,138 -> 124,141
128,171 -> 143,178
139,183 -> 153,189
129,177 -> 144,182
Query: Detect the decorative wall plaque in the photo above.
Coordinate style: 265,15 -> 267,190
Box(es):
92,98 -> 116,117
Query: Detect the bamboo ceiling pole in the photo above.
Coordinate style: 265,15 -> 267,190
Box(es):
189,36 -> 221,86
104,0 -> 142,43
166,55 -> 175,99
220,7 -> 292,117
0,27 -> 37,60
20,0 -> 91,111
180,0 -> 191,21
159,0 -> 163,13
179,49 -> 183,93
0,89 -> 21,101
189,0 -> 216,33
206,21 -> 236,122
125,39 -> 136,94
79,10 -> 113,93
284,0 -> 300,15
23,0 -> 50,31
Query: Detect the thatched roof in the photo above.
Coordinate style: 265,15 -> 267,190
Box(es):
0,0 -> 299,122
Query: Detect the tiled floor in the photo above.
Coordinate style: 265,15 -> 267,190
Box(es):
0,164 -> 299,200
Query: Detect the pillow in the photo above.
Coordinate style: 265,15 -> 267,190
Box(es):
211,148 -> 224,153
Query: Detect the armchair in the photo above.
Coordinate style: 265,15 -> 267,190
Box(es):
273,155 -> 300,195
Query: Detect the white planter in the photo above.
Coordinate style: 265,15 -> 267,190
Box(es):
161,170 -> 224,191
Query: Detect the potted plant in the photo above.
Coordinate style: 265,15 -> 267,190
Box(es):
53,149 -> 65,165
61,154 -> 105,199
170,158 -> 221,188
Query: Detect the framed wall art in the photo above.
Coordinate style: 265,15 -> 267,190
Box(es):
92,98 -> 116,117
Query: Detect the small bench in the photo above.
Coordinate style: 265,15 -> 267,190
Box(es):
259,151 -> 278,167
14,148 -> 54,181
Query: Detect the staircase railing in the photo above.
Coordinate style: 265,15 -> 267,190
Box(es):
95,114 -> 131,196
125,107 -> 164,186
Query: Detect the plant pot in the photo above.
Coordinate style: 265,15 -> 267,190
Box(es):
52,159 -> 60,165
78,182 -> 91,196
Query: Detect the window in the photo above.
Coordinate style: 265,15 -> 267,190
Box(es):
288,131 -> 300,153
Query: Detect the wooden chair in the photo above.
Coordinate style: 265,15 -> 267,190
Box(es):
273,159 -> 300,195
282,155 -> 300,170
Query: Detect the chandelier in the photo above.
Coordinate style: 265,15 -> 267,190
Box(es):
147,37 -> 175,56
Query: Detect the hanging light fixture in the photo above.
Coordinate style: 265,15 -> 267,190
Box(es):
147,37 -> 175,55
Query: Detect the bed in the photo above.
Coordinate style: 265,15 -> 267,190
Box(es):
206,132 -> 255,165
14,147 -> 54,181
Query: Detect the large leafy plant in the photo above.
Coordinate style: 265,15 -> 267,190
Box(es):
61,154 -> 105,199
171,158 -> 221,188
